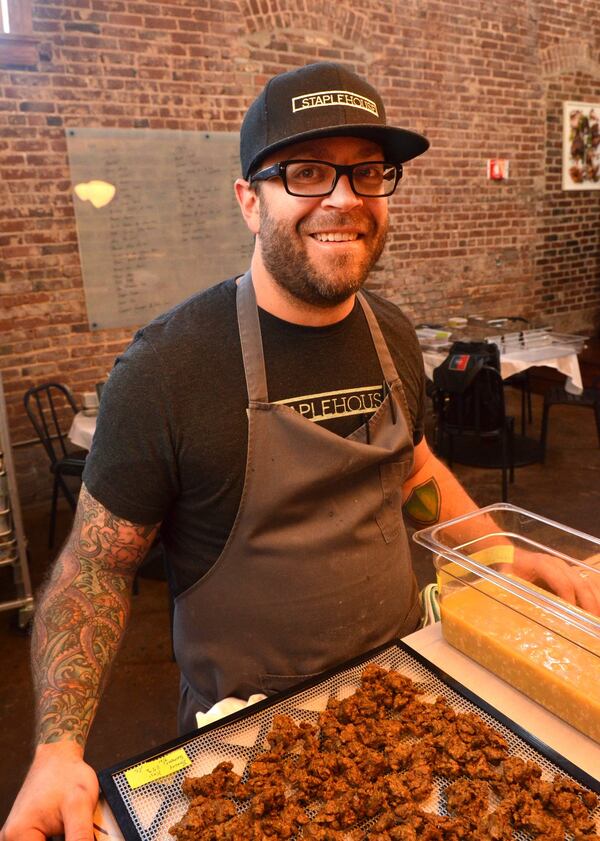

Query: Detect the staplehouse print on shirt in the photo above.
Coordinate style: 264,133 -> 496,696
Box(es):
274,385 -> 383,424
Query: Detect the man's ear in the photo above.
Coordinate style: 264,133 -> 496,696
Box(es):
234,178 -> 260,235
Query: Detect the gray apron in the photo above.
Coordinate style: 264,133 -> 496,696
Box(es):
174,273 -> 420,733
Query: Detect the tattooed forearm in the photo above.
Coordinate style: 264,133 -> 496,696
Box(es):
31,483 -> 160,746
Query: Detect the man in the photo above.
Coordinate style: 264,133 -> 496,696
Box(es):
3,62 -> 598,841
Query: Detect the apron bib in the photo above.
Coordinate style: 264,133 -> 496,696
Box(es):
174,273 -> 419,732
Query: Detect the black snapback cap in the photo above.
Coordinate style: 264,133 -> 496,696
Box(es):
240,62 -> 429,179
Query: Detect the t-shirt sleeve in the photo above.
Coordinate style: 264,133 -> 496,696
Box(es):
404,331 -> 426,446
82,332 -> 179,525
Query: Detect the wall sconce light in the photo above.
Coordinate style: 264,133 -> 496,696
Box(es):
74,180 -> 116,208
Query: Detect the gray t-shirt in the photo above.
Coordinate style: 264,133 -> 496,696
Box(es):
83,278 -> 426,596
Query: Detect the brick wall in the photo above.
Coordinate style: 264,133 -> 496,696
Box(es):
533,72 -> 600,329
1,0 -> 599,505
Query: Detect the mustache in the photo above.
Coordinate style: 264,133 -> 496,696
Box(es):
299,212 -> 376,236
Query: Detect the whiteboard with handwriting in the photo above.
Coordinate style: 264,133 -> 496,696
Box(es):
67,128 -> 254,330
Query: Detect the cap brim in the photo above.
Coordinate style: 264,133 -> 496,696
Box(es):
246,124 -> 429,178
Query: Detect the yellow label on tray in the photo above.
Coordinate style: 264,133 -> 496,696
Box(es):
125,748 -> 191,789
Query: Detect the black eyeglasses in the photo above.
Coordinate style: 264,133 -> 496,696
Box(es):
249,159 -> 403,197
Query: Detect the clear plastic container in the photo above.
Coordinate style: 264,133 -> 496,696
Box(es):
413,503 -> 600,741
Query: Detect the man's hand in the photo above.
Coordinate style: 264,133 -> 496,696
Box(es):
0,742 -> 99,841
506,549 -> 600,618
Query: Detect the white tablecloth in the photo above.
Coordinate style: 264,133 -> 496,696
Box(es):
422,346 -> 584,394
68,411 -> 97,451
93,623 -> 599,839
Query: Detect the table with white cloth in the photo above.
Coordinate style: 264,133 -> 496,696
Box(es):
422,343 -> 584,395
92,622 -> 599,840
68,410 -> 97,451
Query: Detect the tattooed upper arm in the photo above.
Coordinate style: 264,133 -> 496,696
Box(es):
32,484 -> 161,746
66,483 -> 160,576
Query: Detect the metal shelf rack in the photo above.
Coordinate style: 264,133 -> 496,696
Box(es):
0,372 -> 34,628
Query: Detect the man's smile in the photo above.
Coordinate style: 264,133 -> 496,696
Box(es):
310,231 -> 362,242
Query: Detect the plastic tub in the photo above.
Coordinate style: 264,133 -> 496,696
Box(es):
413,503 -> 600,741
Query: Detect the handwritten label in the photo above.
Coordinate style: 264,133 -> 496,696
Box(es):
125,748 -> 191,789
470,545 -> 515,566
443,545 -> 515,582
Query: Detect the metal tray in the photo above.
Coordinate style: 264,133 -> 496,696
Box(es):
99,642 -> 600,841
485,328 -> 588,355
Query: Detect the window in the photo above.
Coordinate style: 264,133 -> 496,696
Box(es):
0,0 -> 38,67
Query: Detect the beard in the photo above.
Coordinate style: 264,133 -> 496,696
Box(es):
258,202 -> 388,308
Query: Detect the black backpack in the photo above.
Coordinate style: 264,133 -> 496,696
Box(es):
433,341 -> 504,433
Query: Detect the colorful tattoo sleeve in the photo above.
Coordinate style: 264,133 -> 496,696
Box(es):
402,477 -> 441,526
31,484 -> 159,746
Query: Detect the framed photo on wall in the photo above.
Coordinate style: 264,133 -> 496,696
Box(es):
562,101 -> 600,190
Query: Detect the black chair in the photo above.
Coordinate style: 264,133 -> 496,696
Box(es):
540,376 -> 600,462
24,382 -> 87,548
432,364 -> 516,501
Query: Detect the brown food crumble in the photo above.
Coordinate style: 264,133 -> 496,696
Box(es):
169,663 -> 598,840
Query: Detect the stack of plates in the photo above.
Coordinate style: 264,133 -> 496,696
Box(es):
415,327 -> 452,351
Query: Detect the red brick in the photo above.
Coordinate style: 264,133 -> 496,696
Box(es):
0,0 -> 598,506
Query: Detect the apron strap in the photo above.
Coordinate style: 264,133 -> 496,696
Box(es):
236,272 -> 269,403
356,292 -> 400,385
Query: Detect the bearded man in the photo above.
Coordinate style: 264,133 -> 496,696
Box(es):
4,62 -> 598,841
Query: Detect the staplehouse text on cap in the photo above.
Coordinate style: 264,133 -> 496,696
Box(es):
292,90 -> 379,117
240,62 -> 429,180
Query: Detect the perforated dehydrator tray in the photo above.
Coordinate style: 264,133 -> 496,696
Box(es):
98,641 -> 600,840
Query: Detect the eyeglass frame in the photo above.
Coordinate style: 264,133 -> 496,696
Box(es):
248,159 -> 403,198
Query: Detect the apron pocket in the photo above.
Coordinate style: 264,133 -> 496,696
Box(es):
259,672 -> 323,695
376,461 -> 409,543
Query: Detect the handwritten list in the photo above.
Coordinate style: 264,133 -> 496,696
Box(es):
66,128 -> 254,330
